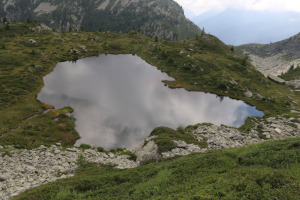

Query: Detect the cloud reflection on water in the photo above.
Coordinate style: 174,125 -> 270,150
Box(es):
38,54 -> 263,150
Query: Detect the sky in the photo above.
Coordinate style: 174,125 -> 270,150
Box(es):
174,0 -> 300,15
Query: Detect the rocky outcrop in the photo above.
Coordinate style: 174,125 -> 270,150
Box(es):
191,116 -> 299,151
161,141 -> 205,158
142,116 -> 300,161
133,136 -> 159,162
192,125 -> 260,149
136,116 -> 300,161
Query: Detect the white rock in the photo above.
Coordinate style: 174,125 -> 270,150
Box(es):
28,39 -> 37,44
275,128 -> 282,134
134,140 -> 159,162
244,90 -> 253,98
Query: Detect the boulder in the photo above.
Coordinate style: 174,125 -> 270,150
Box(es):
244,90 -> 253,98
275,128 -> 282,134
133,140 -> 159,162
28,39 -> 37,44
268,75 -> 286,85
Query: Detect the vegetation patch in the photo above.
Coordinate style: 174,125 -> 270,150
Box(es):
279,65 -> 300,81
150,126 -> 207,153
110,148 -> 137,161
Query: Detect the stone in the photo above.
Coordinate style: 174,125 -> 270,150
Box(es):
54,149 -> 60,154
171,148 -> 181,154
275,128 -> 282,134
256,94 -> 263,99
28,39 -> 37,44
244,90 -> 253,98
175,140 -> 188,148
0,175 -> 6,182
268,75 -> 286,85
134,140 -> 159,162
265,134 -> 271,139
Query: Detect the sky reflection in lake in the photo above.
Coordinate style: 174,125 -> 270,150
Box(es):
38,54 -> 263,149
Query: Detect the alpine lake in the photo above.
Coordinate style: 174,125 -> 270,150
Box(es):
38,54 -> 264,150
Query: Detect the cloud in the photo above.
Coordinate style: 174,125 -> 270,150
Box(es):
174,0 -> 300,15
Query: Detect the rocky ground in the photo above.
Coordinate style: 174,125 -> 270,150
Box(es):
0,144 -> 137,200
288,79 -> 300,89
0,115 -> 299,199
134,116 -> 300,160
247,53 -> 300,77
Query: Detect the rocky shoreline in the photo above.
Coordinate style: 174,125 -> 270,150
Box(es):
0,116 -> 299,200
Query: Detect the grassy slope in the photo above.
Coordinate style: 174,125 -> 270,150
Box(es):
14,138 -> 300,200
0,22 -> 298,148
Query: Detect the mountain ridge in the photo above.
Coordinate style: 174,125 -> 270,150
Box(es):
236,32 -> 300,77
0,0 -> 201,40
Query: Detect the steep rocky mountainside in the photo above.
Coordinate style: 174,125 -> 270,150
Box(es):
0,0 -> 201,40
236,33 -> 300,77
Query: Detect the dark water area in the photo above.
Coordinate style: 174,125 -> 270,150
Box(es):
38,54 -> 264,149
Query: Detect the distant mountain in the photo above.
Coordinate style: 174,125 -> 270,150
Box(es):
191,9 -> 300,45
235,33 -> 300,78
191,10 -> 221,25
0,0 -> 201,40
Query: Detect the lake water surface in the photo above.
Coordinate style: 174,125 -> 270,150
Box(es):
38,54 -> 263,149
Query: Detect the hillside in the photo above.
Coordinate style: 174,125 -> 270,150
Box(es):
0,21 -> 298,147
13,138 -> 300,199
192,9 -> 300,45
0,22 -> 299,199
0,0 -> 201,40
236,33 -> 300,78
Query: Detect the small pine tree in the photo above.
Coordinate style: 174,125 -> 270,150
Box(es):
231,46 -> 234,52
241,58 -> 247,66
201,28 -> 205,36
154,36 -> 158,42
